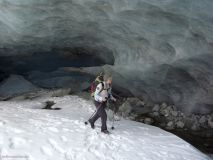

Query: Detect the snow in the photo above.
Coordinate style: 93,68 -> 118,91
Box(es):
0,74 -> 38,99
0,95 -> 211,160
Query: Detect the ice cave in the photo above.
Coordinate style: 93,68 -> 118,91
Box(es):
0,0 -> 213,159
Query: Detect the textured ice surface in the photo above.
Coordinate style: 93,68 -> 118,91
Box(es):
0,0 -> 213,113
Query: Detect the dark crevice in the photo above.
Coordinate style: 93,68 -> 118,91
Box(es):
0,46 -> 115,77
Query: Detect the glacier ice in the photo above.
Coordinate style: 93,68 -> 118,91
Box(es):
0,0 -> 213,113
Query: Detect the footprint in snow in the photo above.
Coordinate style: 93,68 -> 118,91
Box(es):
41,146 -> 53,156
60,118 -> 70,122
55,121 -> 62,125
48,138 -> 65,153
9,137 -> 26,149
12,128 -> 24,134
60,136 -> 68,142
48,127 -> 59,133
65,149 -> 80,160
62,128 -> 72,132
0,121 -> 6,126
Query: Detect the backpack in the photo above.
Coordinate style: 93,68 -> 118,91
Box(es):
90,74 -> 104,98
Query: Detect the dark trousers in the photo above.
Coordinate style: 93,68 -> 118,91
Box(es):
89,101 -> 107,131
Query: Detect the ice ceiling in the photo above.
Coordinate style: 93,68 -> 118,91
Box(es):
0,0 -> 213,113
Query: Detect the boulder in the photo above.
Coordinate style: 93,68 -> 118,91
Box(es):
160,103 -> 167,109
160,123 -> 166,128
199,116 -> 207,124
167,121 -> 174,127
166,106 -> 173,112
51,88 -> 72,97
152,104 -> 160,112
136,100 -> 145,107
176,121 -> 185,129
120,97 -> 151,115
166,121 -> 175,130
144,118 -> 154,125
152,112 -> 159,117
128,113 -> 139,121
191,123 -> 200,131
171,111 -> 178,117
171,105 -> 177,111
119,101 -> 132,118
160,109 -> 169,117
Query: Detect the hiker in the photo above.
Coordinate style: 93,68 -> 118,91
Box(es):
89,74 -> 116,134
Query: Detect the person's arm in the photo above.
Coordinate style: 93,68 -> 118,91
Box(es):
94,83 -> 105,102
108,87 -> 116,101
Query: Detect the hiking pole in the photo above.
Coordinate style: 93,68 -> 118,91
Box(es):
111,111 -> 115,130
84,103 -> 102,125
84,110 -> 96,125
111,101 -> 116,130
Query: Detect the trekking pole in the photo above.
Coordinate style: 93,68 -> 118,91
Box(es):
111,111 -> 115,130
84,103 -> 102,125
111,101 -> 116,130
84,110 -> 96,125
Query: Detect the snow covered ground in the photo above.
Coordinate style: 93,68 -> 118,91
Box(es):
0,95 -> 211,160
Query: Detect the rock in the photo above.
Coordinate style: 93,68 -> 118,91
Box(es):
171,111 -> 178,117
166,106 -> 173,112
171,105 -> 177,111
136,106 -> 153,115
167,121 -> 174,127
127,113 -> 138,121
152,104 -> 160,112
184,117 -> 194,129
191,124 -> 200,131
160,103 -> 167,109
177,111 -> 183,117
51,88 -> 72,97
129,115 -> 137,120
160,123 -> 166,128
194,115 -> 200,120
166,115 -> 174,121
208,118 -> 213,128
180,113 -> 185,117
119,102 -> 132,118
126,97 -> 141,104
160,109 -> 169,117
166,121 -> 175,130
176,121 -> 185,128
144,118 -> 154,125
42,101 -> 56,109
152,112 -> 159,117
164,110 -> 170,117
199,116 -> 206,124
121,97 -> 151,115
136,101 -> 145,107
138,118 -> 144,123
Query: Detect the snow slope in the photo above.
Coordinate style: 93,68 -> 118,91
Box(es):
0,95 -> 211,160
0,74 -> 39,99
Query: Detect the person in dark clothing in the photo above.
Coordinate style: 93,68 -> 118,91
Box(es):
89,74 -> 116,134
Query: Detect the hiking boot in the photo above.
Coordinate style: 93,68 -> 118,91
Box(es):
88,120 -> 95,129
101,130 -> 110,134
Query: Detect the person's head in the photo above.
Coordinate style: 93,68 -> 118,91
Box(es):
104,74 -> 112,85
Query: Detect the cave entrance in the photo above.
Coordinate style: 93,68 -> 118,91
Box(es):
0,46 -> 115,75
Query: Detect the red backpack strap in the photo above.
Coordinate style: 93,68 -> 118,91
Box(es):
90,81 -> 95,93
